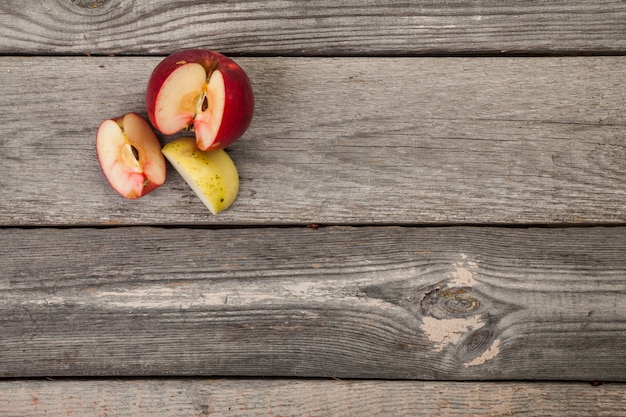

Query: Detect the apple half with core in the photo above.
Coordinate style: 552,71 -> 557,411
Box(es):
96,112 -> 166,199
162,137 -> 239,214
147,49 -> 254,151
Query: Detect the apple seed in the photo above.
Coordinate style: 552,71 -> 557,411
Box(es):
131,145 -> 140,161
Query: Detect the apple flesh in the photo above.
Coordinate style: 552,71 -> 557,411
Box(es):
147,49 -> 254,151
162,137 -> 239,214
96,112 -> 166,199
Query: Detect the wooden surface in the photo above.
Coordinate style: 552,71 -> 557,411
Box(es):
1,0 -> 626,415
1,379 -> 624,417
2,226 -> 625,380
1,56 -> 624,226
0,0 -> 624,55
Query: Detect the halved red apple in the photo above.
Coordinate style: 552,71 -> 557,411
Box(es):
96,112 -> 166,199
146,49 -> 254,151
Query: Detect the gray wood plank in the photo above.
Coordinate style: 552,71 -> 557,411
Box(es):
1,226 -> 625,380
0,0 -> 624,55
1,379 -> 624,416
0,56 -> 624,226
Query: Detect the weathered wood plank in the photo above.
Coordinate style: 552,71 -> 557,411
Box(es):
1,226 -> 625,380
0,0 -> 624,55
0,57 -> 624,226
1,379 -> 624,416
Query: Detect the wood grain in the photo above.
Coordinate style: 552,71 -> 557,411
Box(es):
0,0 -> 624,55
1,379 -> 624,416
0,56 -> 624,226
1,226 -> 625,380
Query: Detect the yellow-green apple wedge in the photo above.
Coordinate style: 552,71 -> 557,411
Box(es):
96,112 -> 166,199
146,49 -> 254,151
162,137 -> 239,214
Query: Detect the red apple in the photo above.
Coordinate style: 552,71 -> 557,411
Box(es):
146,49 -> 254,151
96,112 -> 166,199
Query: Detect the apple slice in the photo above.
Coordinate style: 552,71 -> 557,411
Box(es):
96,112 -> 166,199
147,49 -> 254,151
162,137 -> 239,214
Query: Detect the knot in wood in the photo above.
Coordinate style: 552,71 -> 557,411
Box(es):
456,328 -> 495,363
69,0 -> 108,8
421,287 -> 481,319
463,328 -> 492,352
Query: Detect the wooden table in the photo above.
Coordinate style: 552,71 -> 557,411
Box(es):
1,1 -> 625,415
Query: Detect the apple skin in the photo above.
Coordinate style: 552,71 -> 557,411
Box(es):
146,49 -> 254,151
161,137 -> 239,215
96,112 -> 166,199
